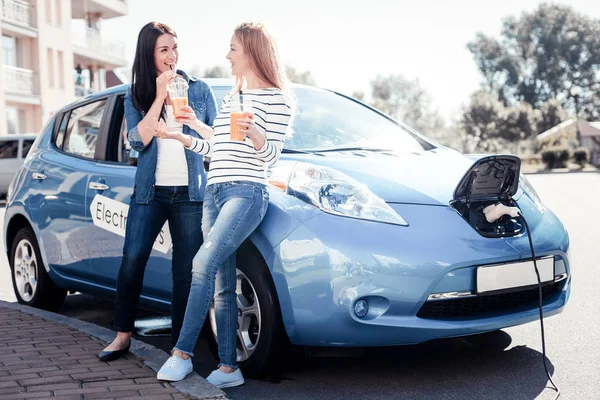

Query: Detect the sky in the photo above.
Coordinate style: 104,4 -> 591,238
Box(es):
103,0 -> 599,121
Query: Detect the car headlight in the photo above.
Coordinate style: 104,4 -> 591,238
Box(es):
273,162 -> 408,226
519,174 -> 545,212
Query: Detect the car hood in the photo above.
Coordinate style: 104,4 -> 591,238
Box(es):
281,148 -> 477,205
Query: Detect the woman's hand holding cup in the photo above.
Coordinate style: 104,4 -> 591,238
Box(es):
174,106 -> 199,127
155,70 -> 176,101
235,114 -> 259,139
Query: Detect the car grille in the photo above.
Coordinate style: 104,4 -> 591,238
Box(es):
417,282 -> 561,319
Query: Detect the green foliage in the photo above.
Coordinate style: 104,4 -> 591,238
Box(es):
286,66 -> 317,86
573,147 -> 590,167
467,3 -> 600,119
368,74 -> 446,140
460,90 -> 541,152
541,146 -> 571,169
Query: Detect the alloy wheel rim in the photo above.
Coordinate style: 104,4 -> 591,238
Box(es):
209,268 -> 262,363
14,239 -> 38,302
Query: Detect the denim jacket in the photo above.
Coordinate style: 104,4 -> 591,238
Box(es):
125,70 -> 218,204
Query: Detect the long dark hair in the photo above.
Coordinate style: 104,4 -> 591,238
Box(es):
131,22 -> 177,116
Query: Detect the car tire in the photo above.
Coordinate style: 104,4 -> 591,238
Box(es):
10,226 -> 66,311
206,246 -> 294,378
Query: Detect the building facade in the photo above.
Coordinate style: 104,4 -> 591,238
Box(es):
0,0 -> 128,135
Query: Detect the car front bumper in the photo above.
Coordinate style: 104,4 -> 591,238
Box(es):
270,201 -> 570,347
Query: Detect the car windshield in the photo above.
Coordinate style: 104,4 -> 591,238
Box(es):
211,85 -> 431,153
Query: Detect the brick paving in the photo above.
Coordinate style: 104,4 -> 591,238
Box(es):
0,306 -> 187,399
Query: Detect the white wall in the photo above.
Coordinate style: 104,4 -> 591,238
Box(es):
36,0 -> 75,125
0,23 -> 7,135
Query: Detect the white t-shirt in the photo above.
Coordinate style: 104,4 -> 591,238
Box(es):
155,105 -> 189,186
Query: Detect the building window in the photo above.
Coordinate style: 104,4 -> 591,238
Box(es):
45,0 -> 52,24
57,50 -> 64,88
2,35 -> 17,67
55,0 -> 62,26
5,107 -> 20,135
47,48 -> 55,88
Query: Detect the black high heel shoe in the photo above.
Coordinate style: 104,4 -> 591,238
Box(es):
98,341 -> 131,362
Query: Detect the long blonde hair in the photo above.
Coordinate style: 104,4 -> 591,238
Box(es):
233,22 -> 287,92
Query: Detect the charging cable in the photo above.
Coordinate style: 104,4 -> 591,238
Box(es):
519,213 -> 561,400
484,203 -> 560,399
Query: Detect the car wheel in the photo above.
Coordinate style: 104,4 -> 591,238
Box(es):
207,249 -> 292,377
10,227 -> 66,311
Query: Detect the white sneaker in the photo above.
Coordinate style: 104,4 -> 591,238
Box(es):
206,368 -> 245,389
157,355 -> 193,381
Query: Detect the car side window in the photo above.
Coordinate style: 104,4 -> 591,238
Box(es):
62,99 -> 107,159
106,95 -> 137,166
0,140 -> 19,159
22,140 -> 34,158
55,113 -> 69,149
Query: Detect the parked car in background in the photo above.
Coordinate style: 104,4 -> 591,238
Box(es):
3,79 -> 570,377
0,134 -> 37,197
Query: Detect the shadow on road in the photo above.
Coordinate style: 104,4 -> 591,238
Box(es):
57,293 -> 556,400
220,330 -> 556,400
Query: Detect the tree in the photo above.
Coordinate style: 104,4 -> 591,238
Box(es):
369,74 -> 446,140
536,99 -> 569,135
461,90 -> 542,153
285,66 -> 317,86
467,3 -> 600,119
351,91 -> 365,102
188,65 -> 203,78
203,65 -> 230,78
188,65 -> 230,79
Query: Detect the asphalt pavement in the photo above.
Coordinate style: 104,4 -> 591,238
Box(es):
1,172 -> 599,399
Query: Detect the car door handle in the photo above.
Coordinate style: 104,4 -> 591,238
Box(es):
32,172 -> 47,180
89,182 -> 110,191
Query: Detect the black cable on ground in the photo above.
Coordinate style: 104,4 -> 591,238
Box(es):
520,213 -> 561,400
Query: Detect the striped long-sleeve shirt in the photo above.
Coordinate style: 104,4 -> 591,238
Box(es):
186,88 -> 292,186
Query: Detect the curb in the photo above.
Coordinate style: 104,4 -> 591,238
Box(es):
0,300 -> 227,400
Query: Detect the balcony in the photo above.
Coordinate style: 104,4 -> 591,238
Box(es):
2,65 -> 40,104
71,0 -> 128,20
1,0 -> 37,37
71,24 -> 127,69
74,84 -> 93,98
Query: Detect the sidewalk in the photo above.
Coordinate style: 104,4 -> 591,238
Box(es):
0,301 -> 226,400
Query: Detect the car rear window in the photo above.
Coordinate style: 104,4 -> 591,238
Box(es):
0,140 -> 18,159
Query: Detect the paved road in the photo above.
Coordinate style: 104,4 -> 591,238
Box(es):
1,172 -> 599,399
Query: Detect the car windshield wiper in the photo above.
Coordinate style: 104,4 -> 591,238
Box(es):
306,147 -> 396,153
282,148 -> 318,154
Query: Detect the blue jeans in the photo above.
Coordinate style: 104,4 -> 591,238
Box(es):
114,186 -> 203,347
174,181 -> 269,368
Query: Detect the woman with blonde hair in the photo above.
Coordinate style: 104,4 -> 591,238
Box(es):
155,22 -> 293,388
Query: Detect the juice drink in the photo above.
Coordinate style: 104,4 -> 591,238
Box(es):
167,77 -> 189,118
230,111 -> 253,141
171,97 -> 189,118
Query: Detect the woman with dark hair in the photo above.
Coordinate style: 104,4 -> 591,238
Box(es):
98,21 -> 218,361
